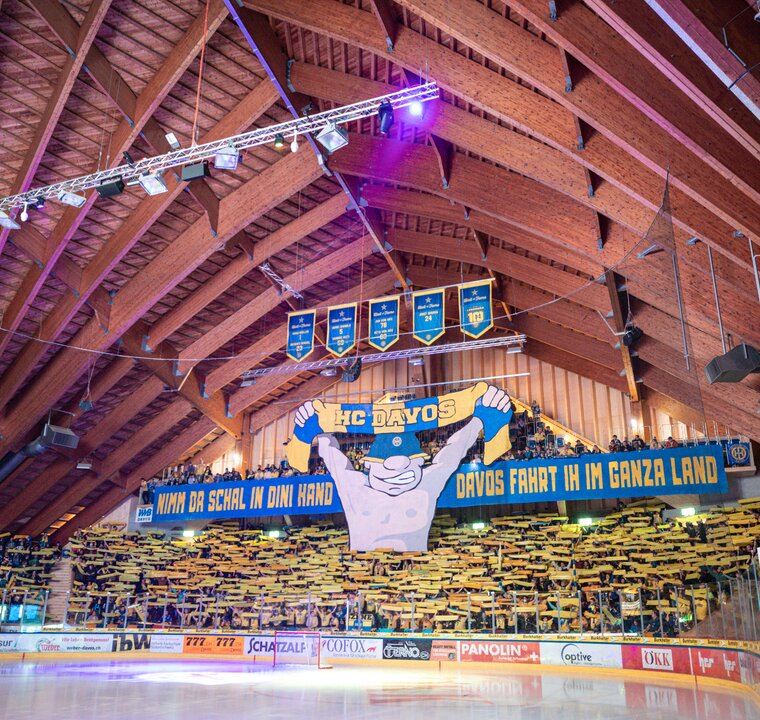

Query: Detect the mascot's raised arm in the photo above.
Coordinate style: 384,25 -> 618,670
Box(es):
291,383 -> 512,552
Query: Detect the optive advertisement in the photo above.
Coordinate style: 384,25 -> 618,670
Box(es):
540,642 -> 623,669
621,644 -> 692,675
460,640 -> 540,664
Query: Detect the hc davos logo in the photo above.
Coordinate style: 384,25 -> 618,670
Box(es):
728,444 -> 749,464
561,644 -> 592,665
641,647 -> 674,671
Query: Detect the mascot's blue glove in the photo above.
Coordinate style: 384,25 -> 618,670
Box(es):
293,412 -> 323,445
474,400 -> 514,442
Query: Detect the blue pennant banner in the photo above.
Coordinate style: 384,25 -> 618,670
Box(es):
286,310 -> 316,362
368,295 -> 400,351
412,288 -> 445,345
326,302 -> 358,357
459,280 -> 494,338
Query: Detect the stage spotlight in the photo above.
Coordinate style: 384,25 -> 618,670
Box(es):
0,211 -> 20,230
78,398 -> 94,412
409,100 -> 424,118
408,356 -> 424,366
316,122 -> 349,153
273,133 -> 285,149
621,325 -> 643,347
471,522 -> 486,531
76,458 -> 93,470
58,190 -> 87,208
182,529 -> 195,538
378,100 -> 394,134
578,517 -> 594,527
138,171 -> 168,196
214,143 -> 239,170
95,177 -> 125,198
680,507 -> 696,517
290,132 -> 299,153
123,151 -> 136,166
181,162 -> 211,182
342,358 -> 362,383
320,368 -> 337,377
33,196 -> 45,209
19,204 -> 28,222
165,132 -> 181,150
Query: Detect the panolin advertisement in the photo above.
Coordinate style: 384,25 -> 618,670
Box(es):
320,636 -> 382,660
540,642 -> 623,669
183,635 -> 244,656
459,640 -> 540,664
621,644 -> 692,675
149,634 -> 184,654
690,647 -> 741,683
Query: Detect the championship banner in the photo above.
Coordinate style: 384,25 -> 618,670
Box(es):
412,288 -> 445,345
151,445 -> 727,523
285,382 -> 512,472
458,279 -> 493,338
286,310 -> 316,362
325,302 -> 357,357
368,295 -> 400,351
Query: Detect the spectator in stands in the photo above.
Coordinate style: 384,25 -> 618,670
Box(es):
665,436 -> 679,449
608,435 -> 622,453
631,435 -> 645,451
650,437 -> 662,450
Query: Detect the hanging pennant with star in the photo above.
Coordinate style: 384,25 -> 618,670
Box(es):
368,295 -> 400,351
325,302 -> 358,357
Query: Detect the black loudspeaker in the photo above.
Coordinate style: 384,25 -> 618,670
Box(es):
622,325 -> 644,348
342,358 -> 362,383
704,343 -> 760,384
181,162 -> 211,182
95,177 -> 125,198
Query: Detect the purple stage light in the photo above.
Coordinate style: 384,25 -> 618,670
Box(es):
409,101 -> 424,118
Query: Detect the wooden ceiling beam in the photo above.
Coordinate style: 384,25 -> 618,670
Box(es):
0,0 -> 112,258
0,1 -> 230,360
582,0 -> 760,155
0,15 -> 268,417
289,63 -> 754,300
395,0 -> 760,245
206,271 -> 395,395
604,270 -> 642,401
145,192 -> 347,349
175,234 -> 375,374
500,0 -> 759,206
229,5 -> 409,292
19,398 -> 194,537
0,377 -> 165,532
184,433 -> 237,470
0,150 -> 322,457
257,2 -> 754,272
49,417 -> 216,545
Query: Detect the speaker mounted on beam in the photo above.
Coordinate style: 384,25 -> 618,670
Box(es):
704,343 -> 760,384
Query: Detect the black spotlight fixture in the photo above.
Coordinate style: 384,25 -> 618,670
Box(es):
181,161 -> 211,182
273,133 -> 285,149
342,357 -> 362,383
378,100 -> 394,134
621,325 -> 644,348
95,177 -> 125,198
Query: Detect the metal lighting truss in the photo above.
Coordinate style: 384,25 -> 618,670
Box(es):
0,82 -> 439,213
240,334 -> 527,380
259,261 -> 303,300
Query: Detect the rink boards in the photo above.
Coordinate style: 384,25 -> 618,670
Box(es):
0,630 -> 758,696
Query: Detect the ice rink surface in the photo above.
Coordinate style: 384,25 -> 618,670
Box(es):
1,659 -> 758,720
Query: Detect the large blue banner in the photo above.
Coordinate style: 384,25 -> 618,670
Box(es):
325,302 -> 357,357
459,280 -> 493,338
412,288 -> 445,345
368,295 -> 400,351
286,310 -> 315,362
151,446 -> 727,523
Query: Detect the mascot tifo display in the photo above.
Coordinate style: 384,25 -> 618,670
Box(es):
286,382 -> 513,552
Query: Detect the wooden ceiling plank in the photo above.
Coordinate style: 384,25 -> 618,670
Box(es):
205,271 -> 395,394
145,192 -> 348,349
290,62 -> 754,295
19,398 -> 194,537
49,417 -> 216,545
583,0 -> 760,156
184,432 -> 237,469
0,0 -> 113,259
176,233 -> 374,372
0,3 -> 245,411
0,377 -> 165,532
269,4 -> 754,273
0,150 -> 321,457
394,0 -> 760,240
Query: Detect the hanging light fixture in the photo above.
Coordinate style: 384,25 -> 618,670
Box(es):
290,132 -> 299,153
378,100 -> 394,134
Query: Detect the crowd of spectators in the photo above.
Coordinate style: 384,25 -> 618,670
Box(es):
55,498 -> 760,637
